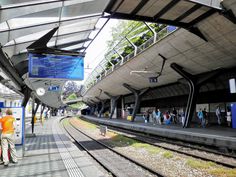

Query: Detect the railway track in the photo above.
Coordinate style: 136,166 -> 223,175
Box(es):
78,117 -> 236,169
61,118 -> 164,177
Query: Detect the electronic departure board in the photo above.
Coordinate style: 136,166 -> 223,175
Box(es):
28,53 -> 84,80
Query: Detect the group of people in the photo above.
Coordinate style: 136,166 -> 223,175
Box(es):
143,108 -> 184,125
0,109 -> 18,167
143,105 -> 232,128
197,106 -> 232,128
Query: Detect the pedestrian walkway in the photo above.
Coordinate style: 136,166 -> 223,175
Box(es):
83,115 -> 236,150
0,116 -> 107,177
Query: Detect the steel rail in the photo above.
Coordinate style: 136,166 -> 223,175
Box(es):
79,116 -> 236,168
62,118 -> 165,177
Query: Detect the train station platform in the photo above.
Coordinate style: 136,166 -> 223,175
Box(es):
82,115 -> 236,151
0,116 -> 107,177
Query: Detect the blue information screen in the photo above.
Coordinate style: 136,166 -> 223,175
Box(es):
28,53 -> 84,80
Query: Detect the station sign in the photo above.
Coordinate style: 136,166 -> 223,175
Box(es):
149,77 -> 158,83
48,85 -> 60,92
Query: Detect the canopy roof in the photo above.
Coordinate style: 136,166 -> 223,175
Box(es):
0,0 -> 110,108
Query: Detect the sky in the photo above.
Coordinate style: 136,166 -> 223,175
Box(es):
80,18 -> 119,83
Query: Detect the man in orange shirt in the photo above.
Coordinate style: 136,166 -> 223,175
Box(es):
0,109 -> 18,166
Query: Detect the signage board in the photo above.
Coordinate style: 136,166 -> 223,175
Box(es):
48,85 -> 60,92
28,53 -> 84,80
149,77 -> 158,83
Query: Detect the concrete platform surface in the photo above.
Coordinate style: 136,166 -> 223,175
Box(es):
0,117 -> 107,177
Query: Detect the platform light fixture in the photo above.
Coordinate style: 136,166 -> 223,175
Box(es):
229,78 -> 236,94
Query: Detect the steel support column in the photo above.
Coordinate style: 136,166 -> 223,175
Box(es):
96,97 -> 105,118
104,92 -> 120,119
87,101 -> 95,115
171,63 -> 221,128
123,83 -> 149,122
40,104 -> 45,121
94,102 -> 99,116
31,100 -> 40,134
21,86 -> 31,107
221,1 -> 236,24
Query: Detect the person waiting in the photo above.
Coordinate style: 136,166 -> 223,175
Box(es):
156,109 -> 162,125
226,107 -> 232,127
197,108 -> 205,128
172,108 -> 177,124
0,109 -> 18,166
152,109 -> 157,125
216,106 -> 222,125
164,111 -> 171,125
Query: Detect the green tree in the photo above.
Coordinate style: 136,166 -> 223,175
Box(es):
67,93 -> 77,101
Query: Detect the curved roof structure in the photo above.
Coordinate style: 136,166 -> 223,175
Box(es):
82,0 -> 236,103
0,0 -> 110,108
0,0 -> 234,108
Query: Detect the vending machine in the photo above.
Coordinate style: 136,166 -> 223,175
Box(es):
1,107 -> 25,157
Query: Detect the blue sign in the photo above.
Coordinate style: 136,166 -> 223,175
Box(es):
167,26 -> 177,33
149,77 -> 158,83
48,85 -> 60,92
0,102 -> 4,108
28,53 -> 84,80
232,104 -> 236,129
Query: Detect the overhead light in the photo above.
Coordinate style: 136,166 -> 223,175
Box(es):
36,87 -> 46,96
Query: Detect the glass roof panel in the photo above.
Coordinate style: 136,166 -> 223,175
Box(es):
56,33 -> 89,45
61,0 -> 108,20
0,22 -> 8,32
0,0 -> 58,7
58,18 -> 98,35
0,2 -> 62,23
5,29 -> 51,46
8,16 -> 59,29
62,43 -> 84,50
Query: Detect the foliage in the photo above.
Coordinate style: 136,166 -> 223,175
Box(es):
186,159 -> 236,177
69,102 -> 85,109
186,159 -> 216,169
121,46 -> 134,57
62,81 -> 82,100
67,93 -> 77,101
162,151 -> 173,158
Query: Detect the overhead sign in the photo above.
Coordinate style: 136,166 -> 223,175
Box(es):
149,77 -> 158,83
28,53 -> 84,80
48,85 -> 60,92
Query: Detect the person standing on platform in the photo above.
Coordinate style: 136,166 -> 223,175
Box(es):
156,109 -> 162,125
216,106 -> 222,125
202,108 -> 207,128
226,107 -> 232,127
197,108 -> 204,128
152,109 -> 157,125
0,109 -> 18,166
143,110 -> 149,123
172,108 -> 177,124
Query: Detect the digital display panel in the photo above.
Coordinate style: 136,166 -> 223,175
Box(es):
28,53 -> 84,80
